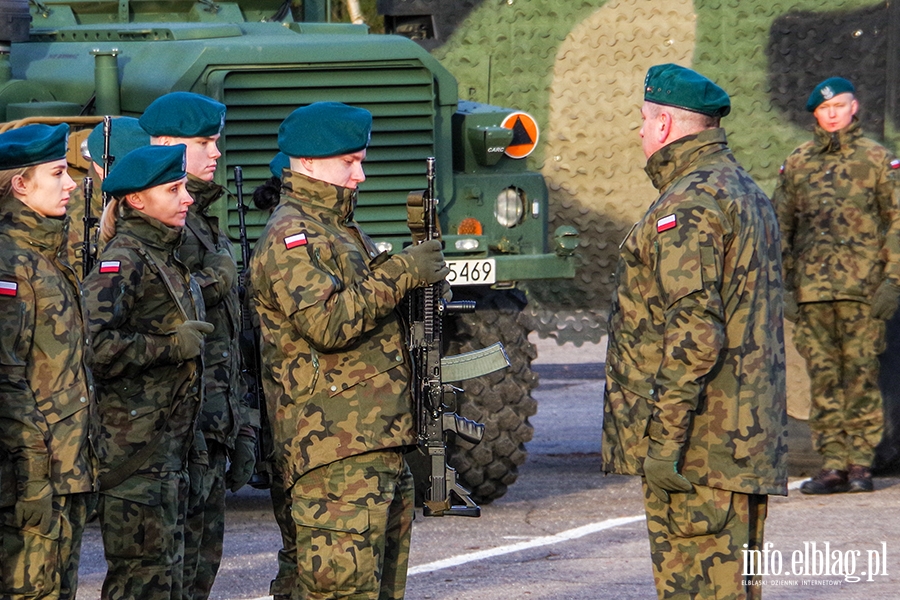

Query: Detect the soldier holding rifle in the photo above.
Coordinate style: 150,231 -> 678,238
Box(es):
249,101 -> 449,599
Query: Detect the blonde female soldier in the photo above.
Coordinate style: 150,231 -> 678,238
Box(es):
82,144 -> 213,600
0,123 -> 95,600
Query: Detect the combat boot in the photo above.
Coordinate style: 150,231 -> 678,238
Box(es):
847,465 -> 874,493
799,469 -> 850,494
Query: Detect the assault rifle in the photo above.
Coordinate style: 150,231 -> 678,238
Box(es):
82,115 -> 114,277
406,157 -> 510,517
234,166 -> 273,490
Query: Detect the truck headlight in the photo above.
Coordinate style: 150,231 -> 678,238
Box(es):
495,187 -> 525,228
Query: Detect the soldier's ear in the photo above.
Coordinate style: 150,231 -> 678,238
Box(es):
124,191 -> 145,211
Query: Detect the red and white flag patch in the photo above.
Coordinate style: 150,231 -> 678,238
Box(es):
0,281 -> 17,297
656,214 -> 677,233
284,233 -> 308,250
99,261 -> 121,274
891,159 -> 900,170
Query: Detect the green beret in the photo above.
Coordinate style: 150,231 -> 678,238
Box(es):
139,92 -> 226,138
102,144 -> 187,197
644,63 -> 731,118
87,117 -> 150,165
269,152 -> 290,178
0,123 -> 69,169
806,77 -> 855,112
278,102 -> 372,158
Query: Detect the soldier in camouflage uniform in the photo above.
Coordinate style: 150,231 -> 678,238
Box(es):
83,145 -> 212,600
601,65 -> 788,600
249,102 -> 449,600
141,92 -> 255,600
0,124 -> 96,600
773,77 -> 900,495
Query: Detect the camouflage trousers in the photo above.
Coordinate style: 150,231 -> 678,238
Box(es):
642,481 -> 767,600
0,492 -> 95,600
183,440 -> 227,600
290,449 -> 414,600
269,469 -> 297,600
99,471 -> 188,600
794,301 -> 886,469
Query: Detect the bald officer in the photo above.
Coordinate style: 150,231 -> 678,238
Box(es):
601,64 -> 788,600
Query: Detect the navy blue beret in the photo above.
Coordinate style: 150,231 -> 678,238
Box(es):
87,117 -> 150,166
0,123 -> 69,169
806,77 -> 855,112
644,64 -> 731,118
140,92 -> 226,138
278,102 -> 372,158
102,145 -> 187,197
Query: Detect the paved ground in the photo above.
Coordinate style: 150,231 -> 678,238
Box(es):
74,335 -> 900,599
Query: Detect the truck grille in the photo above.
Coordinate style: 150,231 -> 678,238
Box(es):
216,63 -> 436,241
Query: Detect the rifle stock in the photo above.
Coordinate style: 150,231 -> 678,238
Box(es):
234,166 -> 273,490
82,176 -> 95,278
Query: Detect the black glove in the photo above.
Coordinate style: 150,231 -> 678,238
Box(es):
643,440 -> 692,502
226,434 -> 257,492
203,251 -> 238,291
172,320 -> 215,361
870,281 -> 900,320
783,290 -> 799,323
401,239 -> 450,285
188,453 -> 209,498
16,482 -> 53,535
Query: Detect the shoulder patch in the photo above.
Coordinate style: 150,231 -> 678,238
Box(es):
0,280 -> 18,297
890,159 -> 900,170
779,164 -> 785,174
99,260 -> 121,274
284,232 -> 308,250
656,214 -> 677,233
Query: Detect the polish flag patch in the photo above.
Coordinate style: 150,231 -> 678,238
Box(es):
284,233 -> 308,249
99,261 -> 121,274
891,159 -> 900,170
656,214 -> 677,233
0,281 -> 17,297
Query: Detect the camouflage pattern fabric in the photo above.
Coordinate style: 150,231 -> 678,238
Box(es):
290,450 -> 413,600
602,128 -> 788,495
249,171 -> 419,599
98,472 -> 189,600
83,203 -> 204,599
773,117 -> 900,302
183,441 -> 227,600
179,175 -> 249,600
794,301 -> 885,469
642,481 -> 766,600
0,194 -> 96,599
268,470 -> 297,600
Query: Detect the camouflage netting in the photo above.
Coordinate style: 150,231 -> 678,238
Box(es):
432,0 -> 887,348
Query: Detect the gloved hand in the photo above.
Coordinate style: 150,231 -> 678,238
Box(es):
643,441 -> 692,502
188,453 -> 209,498
439,280 -> 452,303
401,239 -> 450,285
226,434 -> 257,492
783,290 -> 799,323
203,251 -> 238,291
15,483 -> 53,535
870,280 -> 900,320
171,320 -> 215,361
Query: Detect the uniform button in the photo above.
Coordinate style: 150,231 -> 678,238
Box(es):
223,351 -> 229,358
191,387 -> 198,394
396,355 -> 403,362
130,410 -> 137,416
80,396 -> 87,403
330,385 -> 338,392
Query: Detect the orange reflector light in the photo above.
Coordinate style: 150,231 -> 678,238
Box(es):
457,218 -> 483,236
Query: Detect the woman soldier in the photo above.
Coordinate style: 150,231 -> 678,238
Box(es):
82,144 -> 213,600
0,123 -> 95,600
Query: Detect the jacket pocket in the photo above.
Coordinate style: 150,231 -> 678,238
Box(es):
667,485 -> 733,537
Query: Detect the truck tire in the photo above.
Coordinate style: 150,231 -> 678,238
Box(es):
442,288 -> 539,504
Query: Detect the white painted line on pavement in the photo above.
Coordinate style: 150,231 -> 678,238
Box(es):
408,514 -> 646,576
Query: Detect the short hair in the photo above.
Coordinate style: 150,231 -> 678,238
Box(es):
646,102 -> 720,132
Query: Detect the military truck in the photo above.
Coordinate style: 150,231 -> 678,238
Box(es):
0,0 -> 579,503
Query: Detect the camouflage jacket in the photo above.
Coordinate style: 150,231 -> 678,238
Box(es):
249,172 -> 416,484
0,195 -> 95,504
601,129 -> 788,496
181,175 -> 248,448
773,118 -> 900,302
83,203 -> 204,484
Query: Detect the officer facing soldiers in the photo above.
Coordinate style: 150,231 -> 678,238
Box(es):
249,102 -> 450,600
66,116 -> 150,276
140,91 -> 255,599
83,145 -> 212,600
774,77 -> 900,494
0,124 -> 96,600
601,64 -> 788,600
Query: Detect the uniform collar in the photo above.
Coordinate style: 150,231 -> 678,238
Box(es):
0,193 -> 68,255
116,201 -> 184,250
644,128 -> 730,192
813,116 -> 862,154
186,173 -> 226,212
281,170 -> 356,222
